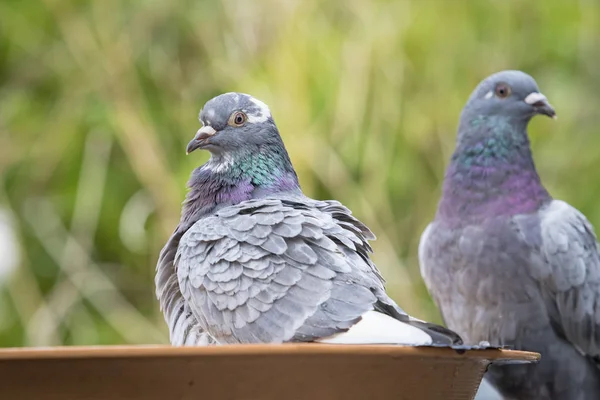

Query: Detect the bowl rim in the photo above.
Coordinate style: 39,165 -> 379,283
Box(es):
0,344 -> 540,362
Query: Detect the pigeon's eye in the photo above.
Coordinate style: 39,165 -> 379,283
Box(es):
495,83 -> 511,99
229,112 -> 247,127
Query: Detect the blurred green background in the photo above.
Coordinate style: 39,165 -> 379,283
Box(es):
0,0 -> 599,346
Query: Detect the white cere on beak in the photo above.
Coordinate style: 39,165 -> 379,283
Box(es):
245,96 -> 272,123
198,126 -> 217,136
524,92 -> 548,105
484,90 -> 493,99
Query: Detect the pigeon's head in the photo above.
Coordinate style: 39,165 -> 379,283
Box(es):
186,92 -> 279,155
462,70 -> 556,122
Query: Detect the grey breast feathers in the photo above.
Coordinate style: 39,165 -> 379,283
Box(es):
174,197 -> 388,344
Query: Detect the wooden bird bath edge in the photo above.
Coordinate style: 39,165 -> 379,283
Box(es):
0,344 -> 539,400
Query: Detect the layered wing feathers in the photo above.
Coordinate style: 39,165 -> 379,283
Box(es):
174,197 -> 460,345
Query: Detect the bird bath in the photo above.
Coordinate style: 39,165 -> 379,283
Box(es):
0,344 -> 538,399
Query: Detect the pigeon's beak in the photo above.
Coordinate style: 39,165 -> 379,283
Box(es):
186,126 -> 217,154
524,92 -> 557,119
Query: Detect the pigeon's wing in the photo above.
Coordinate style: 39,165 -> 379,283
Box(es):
418,222 -> 458,328
526,199 -> 600,359
314,200 -> 462,346
156,224 -> 215,346
176,197 -> 461,345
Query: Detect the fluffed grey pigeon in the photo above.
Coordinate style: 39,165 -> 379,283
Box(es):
420,70 -> 600,399
156,92 -> 462,348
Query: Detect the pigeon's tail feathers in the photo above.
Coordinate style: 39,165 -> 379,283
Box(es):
404,318 -> 464,346
374,298 -> 463,346
314,310 -> 463,346
315,311 -> 434,345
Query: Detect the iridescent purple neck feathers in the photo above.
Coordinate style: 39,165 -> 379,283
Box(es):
437,115 -> 551,224
181,145 -> 300,224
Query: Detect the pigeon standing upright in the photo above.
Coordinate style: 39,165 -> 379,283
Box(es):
156,92 -> 462,347
419,70 -> 600,399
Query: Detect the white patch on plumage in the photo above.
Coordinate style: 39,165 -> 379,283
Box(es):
204,153 -> 234,173
205,108 -> 216,122
316,310 -> 433,345
539,199 -> 572,225
418,223 -> 433,278
245,96 -> 271,123
0,209 -> 19,284
484,90 -> 493,99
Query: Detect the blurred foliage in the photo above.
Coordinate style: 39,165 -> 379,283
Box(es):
0,0 -> 599,347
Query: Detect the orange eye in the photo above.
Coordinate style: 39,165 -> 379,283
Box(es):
229,111 -> 247,127
495,83 -> 511,99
